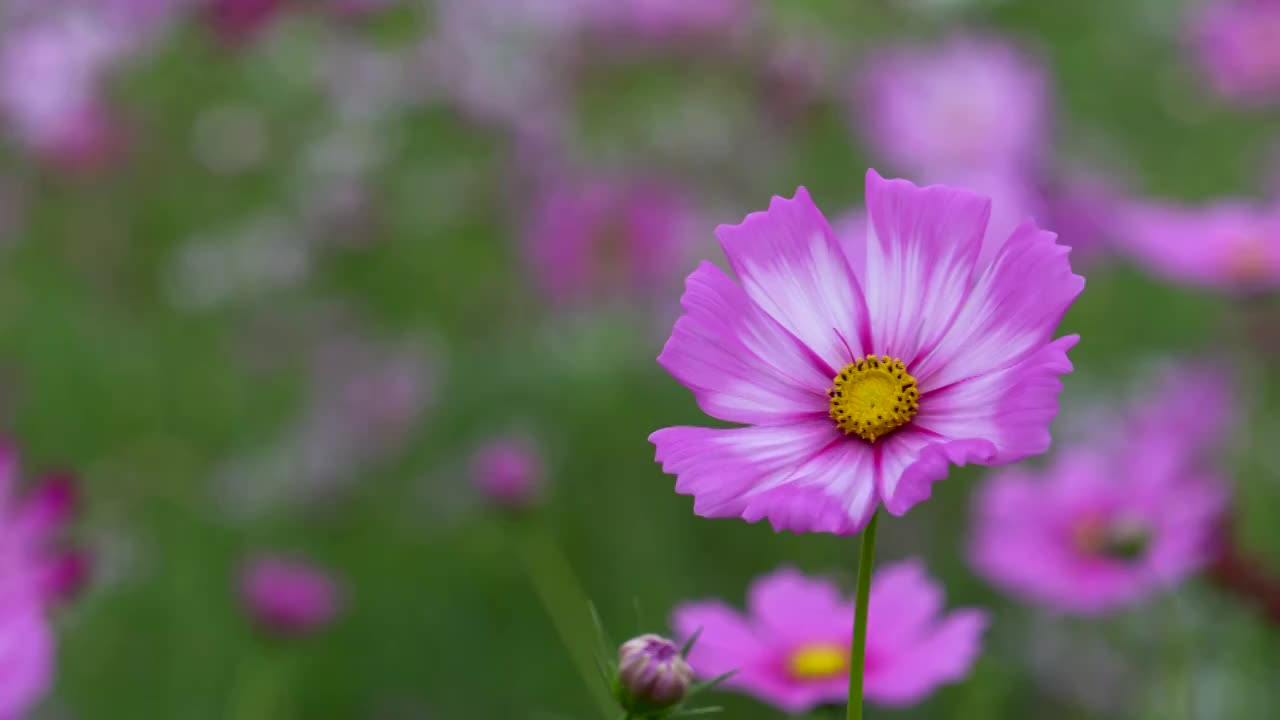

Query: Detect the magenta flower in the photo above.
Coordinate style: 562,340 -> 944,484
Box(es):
0,596 -> 53,720
1120,197 -> 1280,291
1190,0 -> 1280,104
858,36 -> 1050,176
0,444 -> 82,719
239,555 -> 344,637
583,0 -> 751,40
0,14 -> 123,162
207,0 -> 284,45
524,177 -> 695,304
672,562 -> 987,713
651,171 -> 1083,534
970,437 -> 1228,615
470,435 -> 544,509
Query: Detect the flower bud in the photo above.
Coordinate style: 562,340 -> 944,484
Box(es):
470,436 -> 543,510
615,634 -> 693,716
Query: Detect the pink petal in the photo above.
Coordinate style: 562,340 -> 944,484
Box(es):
671,601 -> 763,678
716,187 -> 871,370
859,169 -> 991,360
657,262 -> 834,425
866,608 -> 987,706
913,334 -> 1078,468
0,599 -> 53,717
865,559 -> 942,646
747,568 -> 851,644
874,429 -> 997,516
650,422 -> 880,534
913,220 -> 1084,391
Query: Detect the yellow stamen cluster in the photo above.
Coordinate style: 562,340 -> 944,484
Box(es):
787,643 -> 848,680
828,355 -> 920,442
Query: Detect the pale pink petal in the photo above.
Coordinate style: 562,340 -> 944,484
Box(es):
747,569 -> 851,644
671,601 -> 763,677
859,169 -> 991,360
874,429 -> 997,517
914,220 -> 1084,390
651,422 -> 880,535
657,261 -> 834,425
913,335 -> 1078,469
716,187 -> 871,369
866,609 -> 987,706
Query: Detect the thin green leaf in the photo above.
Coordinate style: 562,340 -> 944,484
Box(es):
688,670 -> 736,695
679,627 -> 703,659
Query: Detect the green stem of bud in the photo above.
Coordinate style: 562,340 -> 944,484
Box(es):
514,520 -> 616,719
846,511 -> 879,720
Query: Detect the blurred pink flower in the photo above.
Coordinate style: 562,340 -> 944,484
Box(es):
240,555 -> 344,637
0,596 -> 53,720
470,435 -> 543,509
858,36 -> 1050,177
583,0 -> 751,39
0,450 -> 87,608
1119,197 -> 1280,291
672,562 -> 987,713
524,177 -> 696,304
207,0 -> 284,44
0,13 -> 124,162
651,171 -> 1082,534
970,435 -> 1229,615
0,445 -> 84,719
1190,0 -> 1280,104
1043,172 -> 1124,264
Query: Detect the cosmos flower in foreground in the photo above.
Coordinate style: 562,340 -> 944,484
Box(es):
969,435 -> 1228,615
1120,198 -> 1280,292
858,36 -> 1049,177
239,554 -> 344,637
672,562 -> 987,713
650,171 -> 1083,534
1190,0 -> 1280,104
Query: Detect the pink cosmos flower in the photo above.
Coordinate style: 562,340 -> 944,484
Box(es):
858,36 -> 1050,177
1044,172 -> 1124,264
207,0 -> 284,45
0,13 -> 124,161
239,554 -> 344,637
672,562 -> 987,713
969,436 -> 1228,615
582,0 -> 751,40
650,171 -> 1083,534
0,445 -> 82,719
1190,0 -> 1280,104
0,596 -> 53,720
1119,197 -> 1280,291
470,435 -> 543,509
524,177 -> 695,304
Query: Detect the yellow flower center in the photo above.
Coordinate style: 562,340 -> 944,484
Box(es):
787,643 -> 848,680
827,355 -> 920,442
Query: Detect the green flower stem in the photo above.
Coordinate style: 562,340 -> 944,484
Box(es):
227,644 -> 295,720
514,520 -> 616,719
846,511 -> 880,720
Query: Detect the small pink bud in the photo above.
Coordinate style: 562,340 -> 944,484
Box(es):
616,634 -> 693,714
470,436 -> 543,510
239,555 -> 344,638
